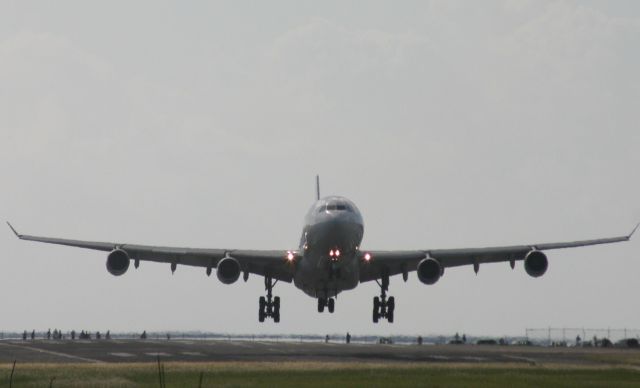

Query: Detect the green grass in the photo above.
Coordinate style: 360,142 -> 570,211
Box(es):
2,362 -> 640,388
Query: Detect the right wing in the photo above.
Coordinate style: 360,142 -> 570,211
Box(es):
359,224 -> 638,282
7,223 -> 297,282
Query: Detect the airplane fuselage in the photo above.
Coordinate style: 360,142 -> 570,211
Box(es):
294,196 -> 364,299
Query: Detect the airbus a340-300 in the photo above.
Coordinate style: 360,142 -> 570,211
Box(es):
8,177 -> 637,323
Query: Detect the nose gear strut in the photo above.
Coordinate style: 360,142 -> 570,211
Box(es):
373,274 -> 394,323
258,277 -> 280,323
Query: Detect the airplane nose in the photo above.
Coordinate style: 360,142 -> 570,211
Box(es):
325,218 -> 356,240
310,215 -> 363,254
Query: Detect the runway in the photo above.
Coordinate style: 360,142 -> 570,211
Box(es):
1,339 -> 638,365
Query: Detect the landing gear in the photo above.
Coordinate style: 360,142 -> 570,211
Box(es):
372,275 -> 395,323
258,277 -> 280,323
317,297 -> 336,313
259,296 -> 266,322
373,297 -> 379,323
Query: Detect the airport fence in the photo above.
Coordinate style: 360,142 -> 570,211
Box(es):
0,331 -> 455,345
6,329 -> 638,346
525,327 -> 640,345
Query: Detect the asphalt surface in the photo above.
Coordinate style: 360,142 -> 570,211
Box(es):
0,339 -> 636,365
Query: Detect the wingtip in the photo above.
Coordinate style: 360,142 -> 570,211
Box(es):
628,222 -> 640,240
6,222 -> 20,238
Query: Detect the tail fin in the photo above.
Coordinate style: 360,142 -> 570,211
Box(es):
316,175 -> 321,200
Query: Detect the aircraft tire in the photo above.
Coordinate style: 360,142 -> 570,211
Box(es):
318,298 -> 325,313
373,297 -> 380,323
258,296 -> 266,322
328,298 -> 335,313
274,296 -> 280,311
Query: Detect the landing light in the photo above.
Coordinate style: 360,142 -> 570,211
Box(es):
335,249 -> 340,257
286,251 -> 295,261
364,253 -> 372,262
329,250 -> 334,257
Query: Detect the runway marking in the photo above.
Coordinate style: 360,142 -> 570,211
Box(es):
145,352 -> 172,357
109,352 -> 135,358
0,342 -> 103,363
181,352 -> 204,356
461,356 -> 488,362
229,342 -> 253,348
504,355 -> 537,365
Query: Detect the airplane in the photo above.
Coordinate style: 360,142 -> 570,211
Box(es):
7,176 -> 638,323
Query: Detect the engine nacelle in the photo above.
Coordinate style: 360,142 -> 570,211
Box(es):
524,250 -> 548,278
417,257 -> 442,285
106,249 -> 130,276
217,256 -> 241,284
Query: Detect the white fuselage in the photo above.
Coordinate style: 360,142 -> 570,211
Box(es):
293,196 -> 364,298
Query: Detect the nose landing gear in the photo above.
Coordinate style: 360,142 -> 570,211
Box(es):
373,275 -> 394,323
258,277 -> 280,323
317,297 -> 335,313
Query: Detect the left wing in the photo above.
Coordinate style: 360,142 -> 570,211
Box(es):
7,223 -> 297,282
359,223 -> 638,282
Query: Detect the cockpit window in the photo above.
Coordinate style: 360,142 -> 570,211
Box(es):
322,202 -> 352,212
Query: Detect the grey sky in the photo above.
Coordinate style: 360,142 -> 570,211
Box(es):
1,1 -> 638,336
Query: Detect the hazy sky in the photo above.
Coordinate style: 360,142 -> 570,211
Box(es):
1,1 -> 638,337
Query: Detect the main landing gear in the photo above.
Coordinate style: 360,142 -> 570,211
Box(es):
373,275 -> 394,323
317,297 -> 335,313
259,277 -> 280,323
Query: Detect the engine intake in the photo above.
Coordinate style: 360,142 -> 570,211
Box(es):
524,250 -> 548,278
106,249 -> 130,276
417,257 -> 442,285
217,256 -> 241,284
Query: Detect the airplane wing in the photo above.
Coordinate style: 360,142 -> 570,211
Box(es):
6,223 -> 297,282
358,223 -> 639,283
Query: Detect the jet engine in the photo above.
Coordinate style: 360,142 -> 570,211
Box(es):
217,256 -> 241,284
524,250 -> 548,278
106,249 -> 130,276
417,257 -> 442,285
